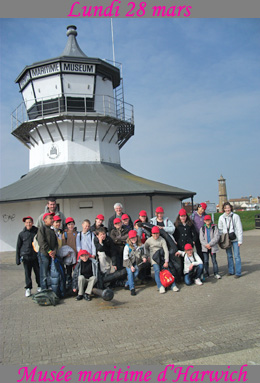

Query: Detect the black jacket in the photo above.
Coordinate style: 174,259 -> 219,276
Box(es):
94,235 -> 118,266
37,225 -> 58,256
16,226 -> 38,265
173,223 -> 198,251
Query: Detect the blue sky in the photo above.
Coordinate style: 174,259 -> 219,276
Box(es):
0,19 -> 259,204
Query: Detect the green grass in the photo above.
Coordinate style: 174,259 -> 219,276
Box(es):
213,210 -> 260,231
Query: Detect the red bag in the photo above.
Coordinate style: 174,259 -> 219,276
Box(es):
160,269 -> 175,287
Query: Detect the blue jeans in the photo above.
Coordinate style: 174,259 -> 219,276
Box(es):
184,263 -> 203,285
152,263 -> 176,289
38,252 -> 51,289
203,251 -> 219,275
126,265 -> 139,290
226,241 -> 241,276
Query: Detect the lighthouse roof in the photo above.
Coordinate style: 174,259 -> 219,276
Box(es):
15,25 -> 120,88
0,163 -> 195,203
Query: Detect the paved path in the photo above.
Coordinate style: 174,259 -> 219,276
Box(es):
1,230 -> 260,365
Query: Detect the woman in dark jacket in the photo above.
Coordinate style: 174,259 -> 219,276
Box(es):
174,209 -> 198,251
16,216 -> 41,297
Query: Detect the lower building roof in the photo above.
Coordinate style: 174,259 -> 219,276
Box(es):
0,162 -> 196,203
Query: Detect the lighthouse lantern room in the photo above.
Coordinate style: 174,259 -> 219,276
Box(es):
12,25 -> 134,170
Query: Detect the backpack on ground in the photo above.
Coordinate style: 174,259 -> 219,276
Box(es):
32,289 -> 60,306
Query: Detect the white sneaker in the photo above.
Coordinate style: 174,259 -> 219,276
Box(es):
195,278 -> 203,286
37,287 -> 42,292
159,286 -> 166,294
25,288 -> 31,297
214,274 -> 222,279
172,285 -> 179,292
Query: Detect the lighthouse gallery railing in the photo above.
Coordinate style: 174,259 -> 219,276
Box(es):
11,93 -> 134,132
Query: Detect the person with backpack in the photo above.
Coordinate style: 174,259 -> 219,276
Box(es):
199,215 -> 221,279
218,202 -> 243,278
76,219 -> 96,262
37,212 -> 58,290
123,230 -> 147,296
16,216 -> 41,297
62,217 -> 78,289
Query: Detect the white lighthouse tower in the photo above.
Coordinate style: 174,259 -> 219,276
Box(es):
12,25 -> 134,170
0,25 -> 195,252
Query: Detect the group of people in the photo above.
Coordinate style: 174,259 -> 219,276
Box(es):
16,198 -> 243,301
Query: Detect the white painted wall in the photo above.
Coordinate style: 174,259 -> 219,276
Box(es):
0,196 -> 183,252
29,120 -> 121,169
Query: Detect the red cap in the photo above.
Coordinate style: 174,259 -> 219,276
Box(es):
204,215 -> 211,221
53,215 -> 61,222
43,212 -> 55,220
179,208 -> 187,216
155,206 -> 164,213
128,230 -> 137,239
134,219 -> 141,226
199,203 -> 207,210
139,210 -> 147,217
96,214 -> 104,221
121,214 -> 129,220
151,226 -> 160,234
23,216 -> 33,223
78,249 -> 91,257
65,217 -> 75,224
113,218 -> 121,224
184,243 -> 193,251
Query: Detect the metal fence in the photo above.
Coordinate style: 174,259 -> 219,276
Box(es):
11,93 -> 134,131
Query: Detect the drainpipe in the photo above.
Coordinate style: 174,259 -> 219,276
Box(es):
149,195 -> 153,218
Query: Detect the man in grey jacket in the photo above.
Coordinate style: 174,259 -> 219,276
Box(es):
36,198 -> 66,230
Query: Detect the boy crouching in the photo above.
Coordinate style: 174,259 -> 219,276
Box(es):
72,250 -> 98,301
177,243 -> 204,286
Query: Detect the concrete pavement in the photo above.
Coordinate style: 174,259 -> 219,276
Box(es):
1,230 -> 260,365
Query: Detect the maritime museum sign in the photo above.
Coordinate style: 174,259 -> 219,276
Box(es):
30,62 -> 95,78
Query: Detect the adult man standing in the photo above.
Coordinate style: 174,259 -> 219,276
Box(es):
36,198 -> 66,230
107,203 -> 133,234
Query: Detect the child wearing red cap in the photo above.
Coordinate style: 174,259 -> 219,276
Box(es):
150,206 -> 175,237
176,243 -> 203,286
90,214 -> 107,234
110,218 -> 129,269
123,230 -> 147,296
191,202 -> 208,268
72,250 -> 98,301
200,215 -> 221,279
173,209 -> 197,251
145,226 -> 179,294
121,214 -> 133,233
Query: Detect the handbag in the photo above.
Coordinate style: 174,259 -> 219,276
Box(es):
219,233 -> 231,249
225,216 -> 237,241
228,232 -> 237,241
159,269 -> 175,287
